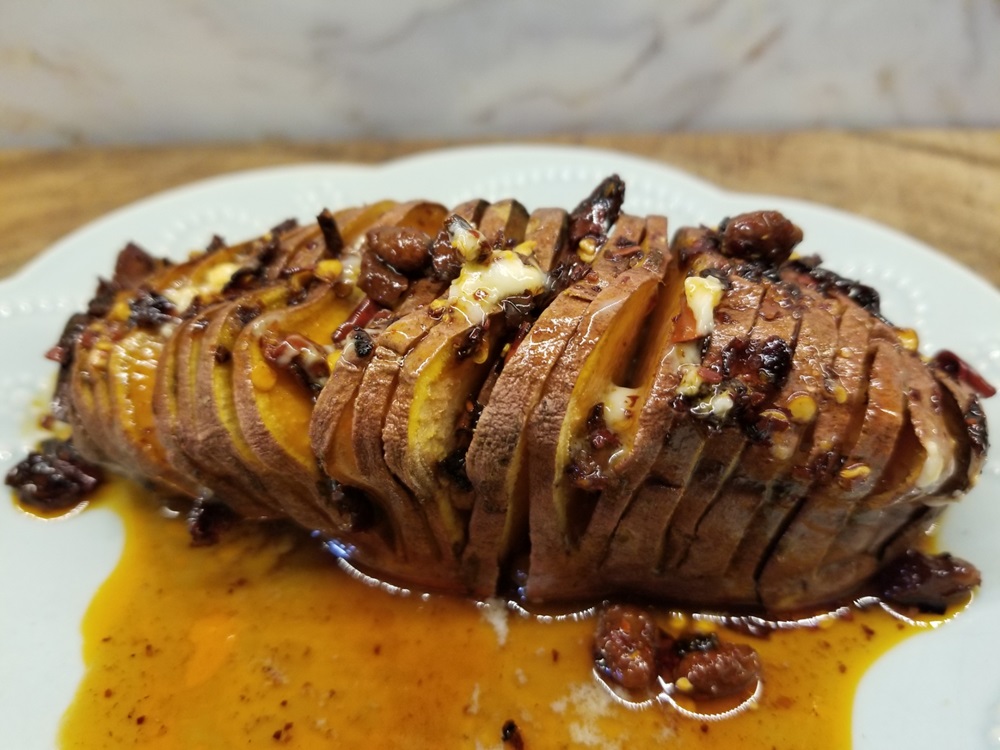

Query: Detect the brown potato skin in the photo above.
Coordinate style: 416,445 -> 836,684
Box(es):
58,193 -> 987,614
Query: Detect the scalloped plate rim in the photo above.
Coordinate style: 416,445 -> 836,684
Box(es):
1,144 -> 998,750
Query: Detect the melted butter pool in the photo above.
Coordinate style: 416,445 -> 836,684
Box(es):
56,479 -> 950,749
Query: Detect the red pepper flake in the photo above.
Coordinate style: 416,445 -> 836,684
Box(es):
332,298 -> 384,343
45,344 -> 70,363
932,350 -> 996,398
671,300 -> 700,343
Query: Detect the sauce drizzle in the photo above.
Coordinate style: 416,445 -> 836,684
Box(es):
53,479 -> 956,749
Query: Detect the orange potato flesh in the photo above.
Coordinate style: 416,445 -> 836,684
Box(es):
374,199 -> 531,563
237,289 -> 363,471
54,190 -> 982,614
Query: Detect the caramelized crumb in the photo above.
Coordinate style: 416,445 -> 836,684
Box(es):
671,640 -> 761,701
720,211 -> 802,265
128,289 -> 176,328
878,550 -> 981,614
593,604 -> 659,694
932,350 -> 997,398
5,439 -> 104,511
187,500 -> 239,546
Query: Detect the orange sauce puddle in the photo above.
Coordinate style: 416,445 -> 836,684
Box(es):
54,479 -> 954,749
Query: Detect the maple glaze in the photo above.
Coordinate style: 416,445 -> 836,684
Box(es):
53,479 -> 952,749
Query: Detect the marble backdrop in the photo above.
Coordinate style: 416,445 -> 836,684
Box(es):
1,0 -> 997,147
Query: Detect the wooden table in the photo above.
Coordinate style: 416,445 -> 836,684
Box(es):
2,131 -> 998,287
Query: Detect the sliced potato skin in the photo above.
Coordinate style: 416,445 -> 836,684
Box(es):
522,214 -> 675,601
757,335 -> 909,609
53,189 -> 987,614
676,279 -> 809,583
665,279 -> 839,604
463,210 -> 579,594
379,199 -> 532,569
387,206 -> 573,589
312,199 -> 485,586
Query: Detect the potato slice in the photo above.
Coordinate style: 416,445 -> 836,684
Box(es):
311,201 -> 483,577
384,206 -> 573,571
524,214 -> 681,600
176,205 -> 399,523
597,230 -> 768,600
106,235 -> 285,499
456,209 -> 578,592
74,233 -> 261,483
231,201 -> 449,534
634,284 -> 831,607
232,287 -> 364,528
678,280 -> 837,584
68,262 -> 176,472
153,313 -> 226,501
107,329 -> 203,496
655,278 -> 770,566
804,335 -> 964,600
378,199 -> 532,563
150,223 -> 334,516
934,368 -> 988,492
67,326 -> 120,465
463,192 -> 648,595
720,295 -> 873,600
180,288 -> 300,516
758,333 -> 908,609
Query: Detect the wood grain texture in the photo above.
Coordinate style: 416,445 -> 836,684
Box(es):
1,131 -> 998,286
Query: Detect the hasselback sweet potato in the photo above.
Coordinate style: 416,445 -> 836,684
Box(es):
50,178 -> 990,612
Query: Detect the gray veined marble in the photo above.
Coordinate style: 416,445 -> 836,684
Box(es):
0,0 -> 997,147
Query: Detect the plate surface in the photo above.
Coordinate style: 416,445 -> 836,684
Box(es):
1,145 -> 999,749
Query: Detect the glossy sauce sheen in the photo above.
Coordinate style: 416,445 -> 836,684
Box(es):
57,479 -> 947,749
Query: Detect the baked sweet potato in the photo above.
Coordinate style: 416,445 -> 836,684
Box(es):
46,180 -> 990,613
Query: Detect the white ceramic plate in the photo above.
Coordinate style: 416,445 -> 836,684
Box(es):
2,145 -> 999,749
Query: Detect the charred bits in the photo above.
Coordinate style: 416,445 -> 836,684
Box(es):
723,336 -> 793,400
128,289 -> 176,328
456,324 -> 486,361
501,719 -> 525,750
47,312 -> 92,422
878,549 -> 982,614
791,257 -> 884,317
568,175 -> 625,245
566,404 -> 620,492
932,350 -> 997,398
187,500 -> 240,546
6,438 -> 104,511
438,399 -> 484,493
719,211 -> 803,265
351,327 -> 375,358
112,242 -> 159,288
316,209 -> 345,257
429,226 -> 465,282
